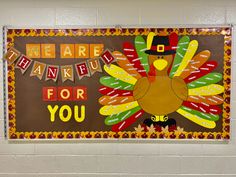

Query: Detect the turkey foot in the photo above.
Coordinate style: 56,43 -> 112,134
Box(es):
143,115 -> 176,128
151,115 -> 168,122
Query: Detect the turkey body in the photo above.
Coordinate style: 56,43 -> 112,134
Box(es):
133,74 -> 188,116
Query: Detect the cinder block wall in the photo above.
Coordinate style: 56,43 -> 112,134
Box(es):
0,0 -> 236,176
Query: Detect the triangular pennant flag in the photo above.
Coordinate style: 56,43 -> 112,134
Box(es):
15,55 -> 32,74
30,61 -> 46,80
61,65 -> 74,82
100,49 -> 116,66
45,65 -> 59,82
75,62 -> 90,80
87,58 -> 102,75
3,47 -> 21,65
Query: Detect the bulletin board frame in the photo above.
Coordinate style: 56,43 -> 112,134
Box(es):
3,25 -> 232,141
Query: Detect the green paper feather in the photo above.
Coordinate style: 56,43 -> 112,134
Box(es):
187,72 -> 222,89
181,106 -> 219,121
105,106 -> 141,125
169,36 -> 190,78
135,36 -> 149,73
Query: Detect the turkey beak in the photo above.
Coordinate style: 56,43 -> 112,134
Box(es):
153,59 -> 168,71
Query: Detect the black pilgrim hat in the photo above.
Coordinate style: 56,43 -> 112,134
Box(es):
145,32 -> 178,55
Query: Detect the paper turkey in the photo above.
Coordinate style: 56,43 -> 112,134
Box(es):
98,32 -> 224,132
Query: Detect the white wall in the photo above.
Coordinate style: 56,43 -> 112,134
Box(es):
0,0 -> 236,176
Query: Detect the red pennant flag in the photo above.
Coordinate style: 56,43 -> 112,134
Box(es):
75,62 -> 90,79
100,49 -> 116,66
45,65 -> 59,82
15,55 -> 32,74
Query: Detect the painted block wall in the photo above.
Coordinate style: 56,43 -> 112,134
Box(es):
0,0 -> 236,176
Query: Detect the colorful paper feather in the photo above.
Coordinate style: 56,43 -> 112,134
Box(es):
134,36 -> 149,73
187,95 -> 224,105
111,110 -> 145,132
99,101 -> 139,116
174,40 -> 198,77
177,107 -> 216,129
99,95 -> 135,105
187,72 -> 222,89
184,61 -> 218,83
179,50 -> 210,79
105,106 -> 141,125
99,86 -> 133,96
100,76 -> 134,90
123,42 -> 147,77
113,51 -> 141,79
188,84 -> 224,96
169,36 -> 190,78
182,101 -> 222,115
104,64 -> 137,85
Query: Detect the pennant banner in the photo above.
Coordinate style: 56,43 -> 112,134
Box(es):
3,47 -> 111,82
4,27 -> 231,141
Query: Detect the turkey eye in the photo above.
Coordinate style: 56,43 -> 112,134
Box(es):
161,56 -> 164,59
157,56 -> 160,59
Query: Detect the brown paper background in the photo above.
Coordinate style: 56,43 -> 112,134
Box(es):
13,35 -> 224,132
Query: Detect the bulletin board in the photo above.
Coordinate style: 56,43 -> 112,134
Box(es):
3,27 -> 231,140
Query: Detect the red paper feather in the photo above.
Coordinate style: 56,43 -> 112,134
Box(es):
111,110 -> 144,132
99,86 -> 133,96
182,101 -> 222,115
123,42 -> 147,77
184,61 -> 218,83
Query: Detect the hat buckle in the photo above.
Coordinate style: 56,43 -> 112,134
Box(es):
157,44 -> 164,52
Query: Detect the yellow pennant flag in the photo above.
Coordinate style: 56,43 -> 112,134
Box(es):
30,61 -> 46,80
3,47 -> 21,65
61,65 -> 74,82
87,58 -> 102,75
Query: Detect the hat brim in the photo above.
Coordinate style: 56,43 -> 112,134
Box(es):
145,50 -> 176,55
